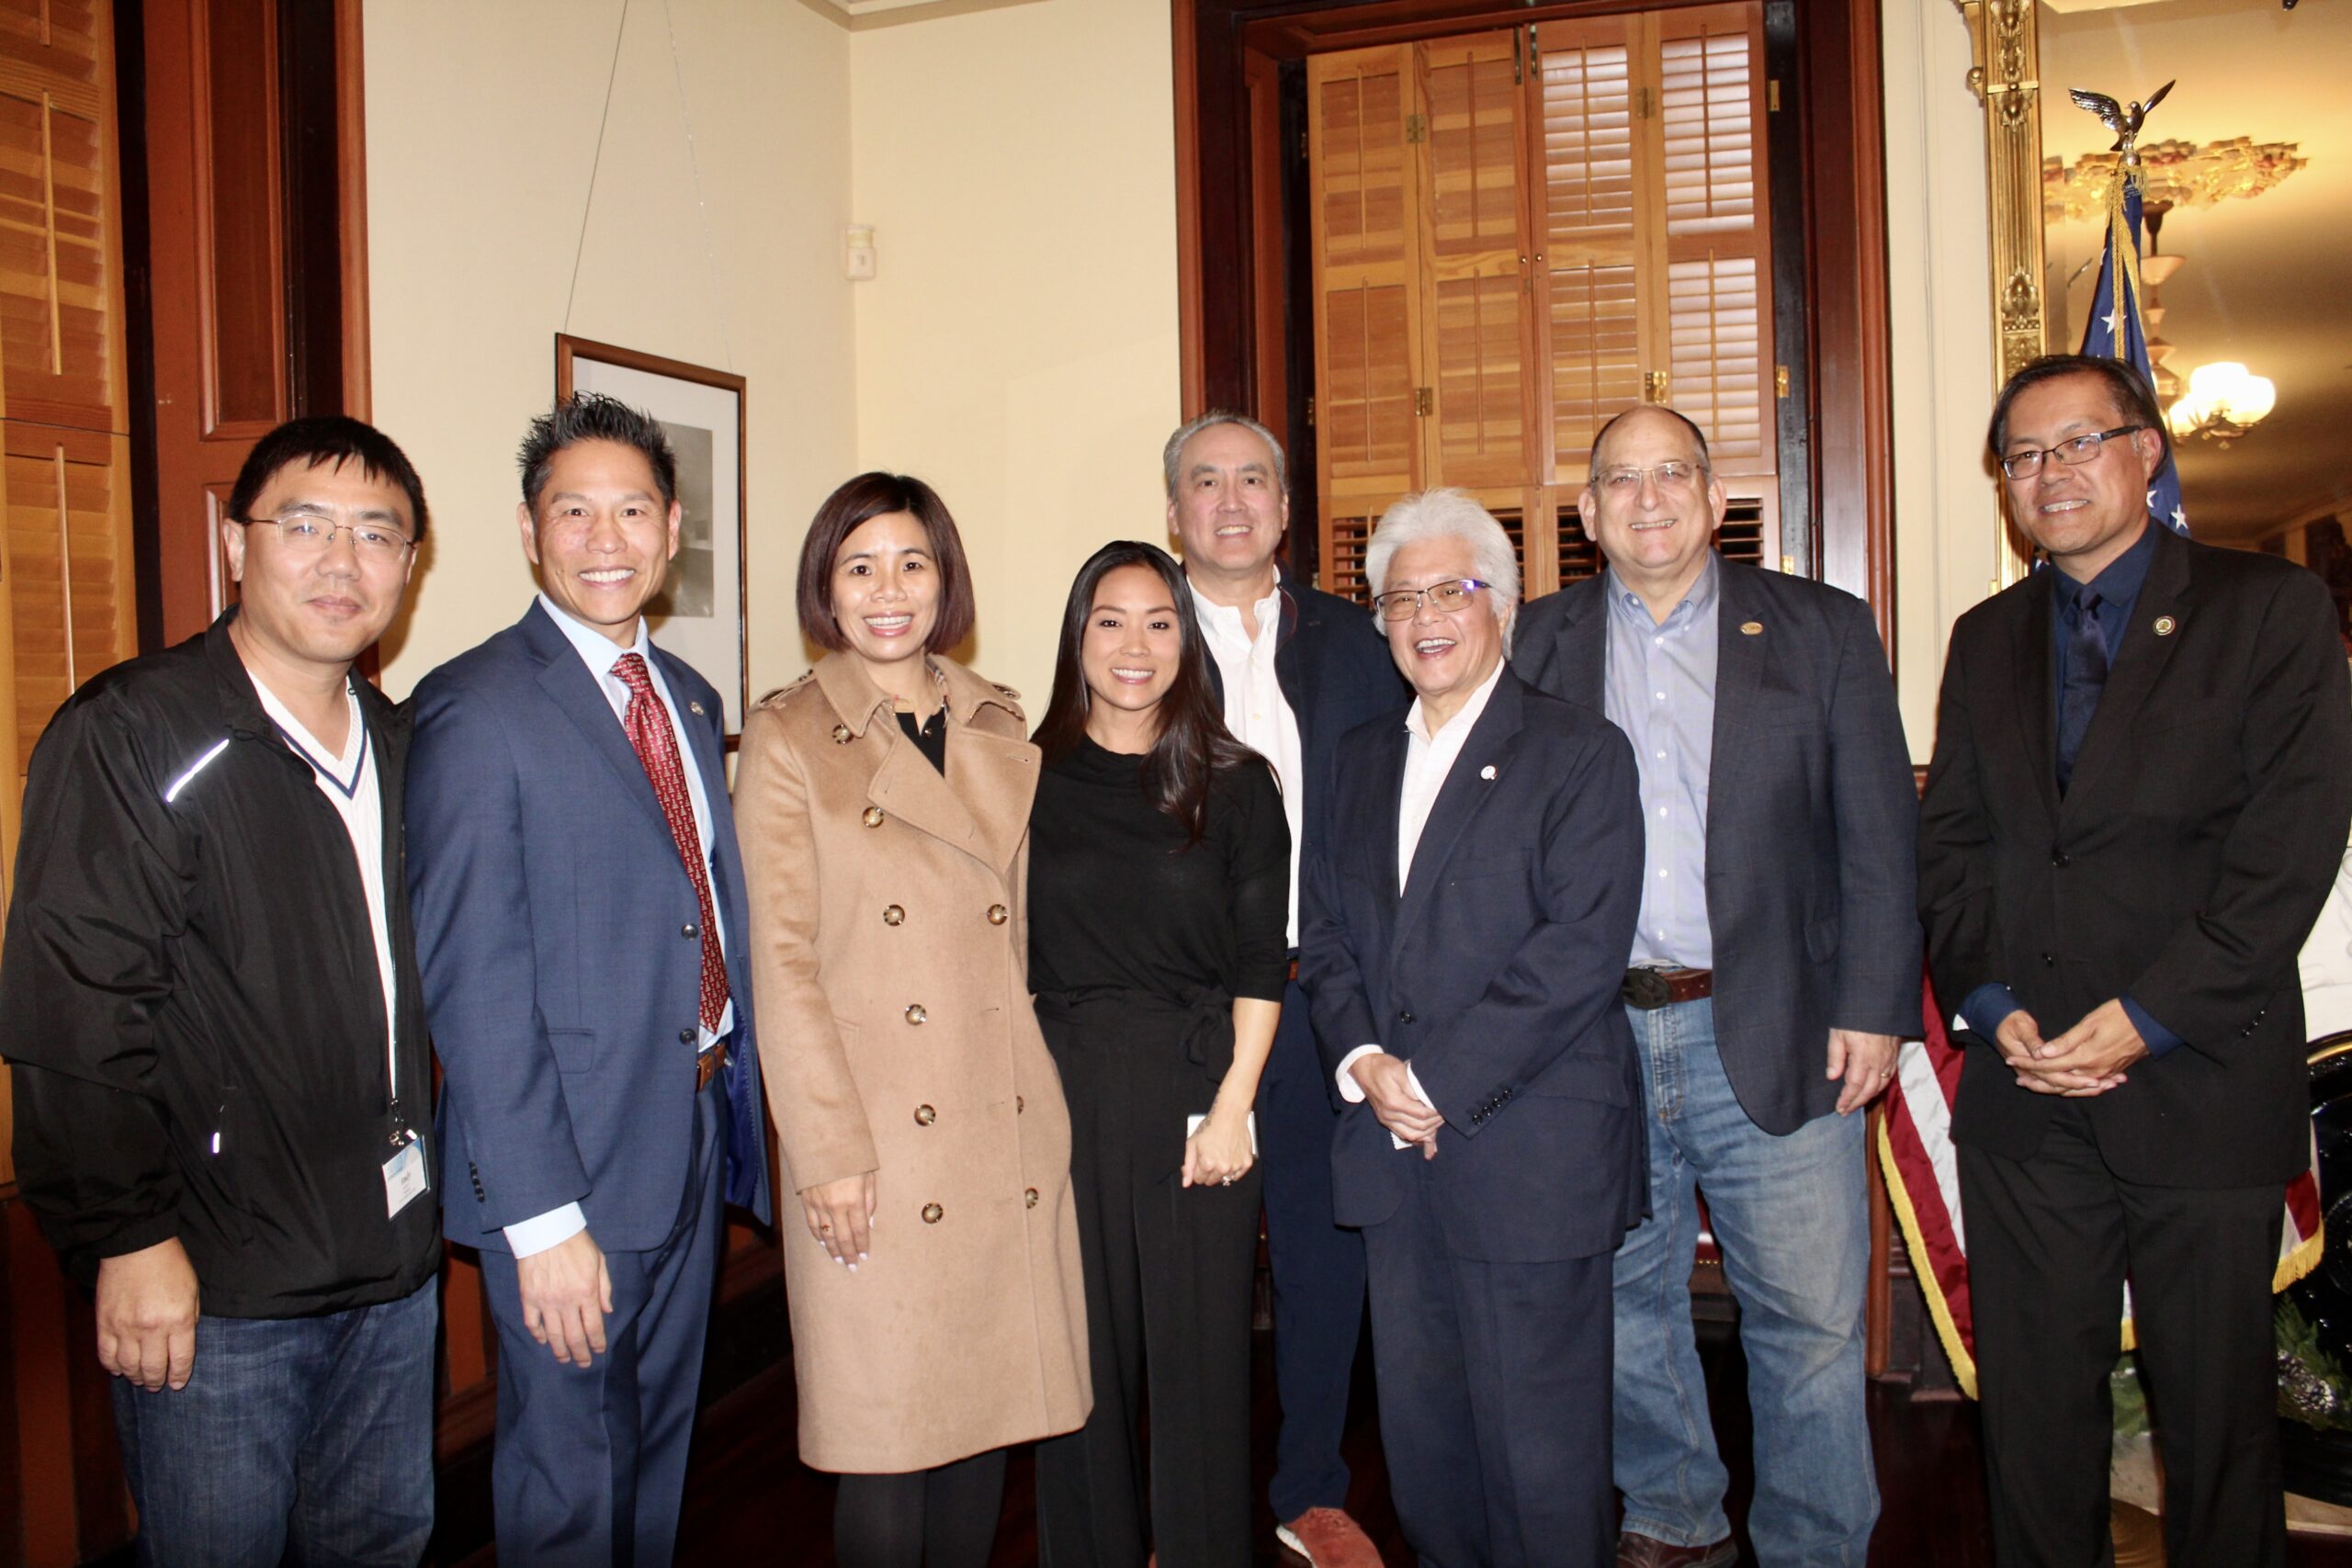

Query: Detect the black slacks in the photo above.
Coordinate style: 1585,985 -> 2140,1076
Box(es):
1960,1102 -> 2286,1568
1362,1169 -> 1614,1568
1035,994 -> 1262,1568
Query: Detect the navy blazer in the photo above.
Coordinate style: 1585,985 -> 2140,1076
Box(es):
407,603 -> 771,1252
1513,558 -> 1921,1134
1203,565 -> 1408,874
1299,668 -> 1646,1262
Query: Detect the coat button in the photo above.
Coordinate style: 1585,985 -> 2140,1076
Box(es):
683,922 -> 698,938
914,1104 -> 936,1126
905,1004 -> 928,1026
2051,850 -> 2069,868
988,904 -> 1009,926
1024,1188 -> 1039,1209
922,1202 -> 944,1224
2041,953 -> 2055,967
678,1028 -> 695,1043
883,905 -> 905,926
1397,1010 -> 1415,1023
863,806 -> 886,829
1017,1095 -> 1025,1113
831,724 -> 854,744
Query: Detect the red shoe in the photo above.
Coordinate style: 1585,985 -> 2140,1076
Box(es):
1616,1531 -> 1738,1568
1277,1507 -> 1382,1567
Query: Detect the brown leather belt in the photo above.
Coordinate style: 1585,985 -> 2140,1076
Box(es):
695,1042 -> 729,1091
1622,966 -> 1713,1010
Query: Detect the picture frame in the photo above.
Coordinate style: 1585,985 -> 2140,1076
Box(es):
555,334 -> 750,735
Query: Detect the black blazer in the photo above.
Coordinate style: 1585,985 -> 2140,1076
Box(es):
1299,669 -> 1646,1261
1513,557 -> 1921,1134
1203,565 -> 1408,874
1918,524 -> 2352,1187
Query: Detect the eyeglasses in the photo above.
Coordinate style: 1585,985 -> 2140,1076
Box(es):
1373,579 -> 1488,622
1591,461 -> 1704,495
1997,425 -> 2147,480
237,513 -> 416,564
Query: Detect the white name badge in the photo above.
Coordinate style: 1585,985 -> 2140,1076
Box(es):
382,1134 -> 428,1218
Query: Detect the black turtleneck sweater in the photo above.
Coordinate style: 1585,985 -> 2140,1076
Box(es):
1027,737 -> 1291,1006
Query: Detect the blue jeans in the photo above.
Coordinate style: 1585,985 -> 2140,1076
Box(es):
111,1276 -> 438,1568
1612,998 -> 1876,1566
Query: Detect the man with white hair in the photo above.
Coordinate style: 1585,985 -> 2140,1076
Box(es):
1513,406 -> 1917,1568
1300,489 -> 1646,1567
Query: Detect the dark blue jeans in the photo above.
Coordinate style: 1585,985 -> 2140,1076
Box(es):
111,1276 -> 438,1568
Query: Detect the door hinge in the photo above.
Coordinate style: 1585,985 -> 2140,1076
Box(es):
1635,86 -> 1656,119
1405,112 -> 1427,144
1305,395 -> 1317,427
1643,370 -> 1669,404
1768,78 -> 1781,113
1299,128 -> 1310,162
1774,364 -> 1791,399
1414,386 -> 1434,417
1512,28 -> 1524,85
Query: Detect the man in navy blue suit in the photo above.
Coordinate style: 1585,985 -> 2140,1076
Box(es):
1301,488 -> 1645,1568
1513,406 -> 1918,1568
407,394 -> 769,1568
1164,411 -> 1403,1568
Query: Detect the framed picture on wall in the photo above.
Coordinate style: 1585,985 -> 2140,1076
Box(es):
556,333 -> 750,734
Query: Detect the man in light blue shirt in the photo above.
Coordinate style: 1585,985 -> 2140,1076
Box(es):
1514,406 -> 1919,1568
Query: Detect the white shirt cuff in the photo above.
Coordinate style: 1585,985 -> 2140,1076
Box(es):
504,1202 -> 587,1258
1334,1046 -> 1439,1149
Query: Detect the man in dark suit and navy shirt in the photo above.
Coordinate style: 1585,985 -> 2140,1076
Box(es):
1302,488 -> 1645,1567
407,394 -> 770,1567
1514,405 -> 1918,1568
1165,411 -> 1402,1568
1920,355 -> 2352,1568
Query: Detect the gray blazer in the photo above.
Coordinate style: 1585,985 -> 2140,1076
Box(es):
1512,555 -> 1920,1133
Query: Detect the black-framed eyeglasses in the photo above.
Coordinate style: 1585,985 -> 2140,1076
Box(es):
236,513 -> 416,564
1998,425 -> 2147,480
1373,579 -> 1489,622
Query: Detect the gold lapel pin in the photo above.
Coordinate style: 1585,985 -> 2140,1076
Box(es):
2154,615 -> 2177,637
1480,764 -> 1497,781
1740,621 -> 1764,636
831,723 -> 854,744
688,700 -> 706,716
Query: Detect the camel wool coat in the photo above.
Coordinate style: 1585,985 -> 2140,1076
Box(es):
736,651 -> 1091,1473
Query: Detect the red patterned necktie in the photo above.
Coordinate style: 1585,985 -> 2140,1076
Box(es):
612,652 -> 729,1034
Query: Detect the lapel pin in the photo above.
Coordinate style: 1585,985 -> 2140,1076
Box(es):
688,700 -> 706,716
1740,621 -> 1764,636
1480,764 -> 1497,781
2153,615 -> 2177,637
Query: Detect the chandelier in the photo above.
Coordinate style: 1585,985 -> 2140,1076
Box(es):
2166,361 -> 2277,446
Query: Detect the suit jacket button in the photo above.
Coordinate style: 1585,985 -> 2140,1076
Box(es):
2051,850 -> 2070,868
905,1004 -> 928,1025
915,1104 -> 936,1126
1024,1188 -> 1039,1208
1397,1010 -> 1415,1023
679,1028 -> 695,1044
883,905 -> 906,926
2041,953 -> 2055,967
683,922 -> 697,938
988,904 -> 1010,926
863,806 -> 886,829
922,1202 -> 944,1224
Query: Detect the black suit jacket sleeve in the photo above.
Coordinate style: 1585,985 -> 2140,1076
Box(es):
1917,620 -> 2001,1021
1409,722 -> 1645,1133
2132,569 -> 2352,1058
1827,592 -> 1927,1034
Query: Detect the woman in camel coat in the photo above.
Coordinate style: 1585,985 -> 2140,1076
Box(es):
735,473 -> 1088,1568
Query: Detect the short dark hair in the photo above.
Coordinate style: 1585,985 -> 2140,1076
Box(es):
1987,353 -> 2171,468
227,416 -> 429,542
1587,405 -> 1712,478
795,472 -> 978,654
518,393 -> 678,514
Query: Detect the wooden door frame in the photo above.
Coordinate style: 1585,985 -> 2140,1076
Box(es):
1170,0 -> 1894,646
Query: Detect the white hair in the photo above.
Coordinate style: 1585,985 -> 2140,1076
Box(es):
1363,488 -> 1521,652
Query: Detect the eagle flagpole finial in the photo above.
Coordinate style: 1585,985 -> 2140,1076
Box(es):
2069,79 -> 2175,169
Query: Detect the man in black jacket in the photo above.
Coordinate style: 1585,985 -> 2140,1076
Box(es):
3,418 -> 440,1568
1165,411 -> 1403,1567
1921,355 -> 2352,1568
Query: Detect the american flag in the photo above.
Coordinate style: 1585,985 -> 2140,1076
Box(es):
2078,170 -> 2188,536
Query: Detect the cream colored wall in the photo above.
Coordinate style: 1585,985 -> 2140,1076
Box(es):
364,0 -> 855,701
1881,3 -> 2002,761
845,2 -> 1182,711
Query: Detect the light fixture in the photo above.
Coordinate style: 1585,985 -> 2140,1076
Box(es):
2167,361 -> 2277,446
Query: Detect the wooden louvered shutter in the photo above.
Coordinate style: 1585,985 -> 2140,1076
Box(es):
0,0 -> 137,1185
1309,45 -> 1423,604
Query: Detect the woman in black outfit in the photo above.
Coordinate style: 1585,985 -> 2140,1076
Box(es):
1028,541 -> 1290,1567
